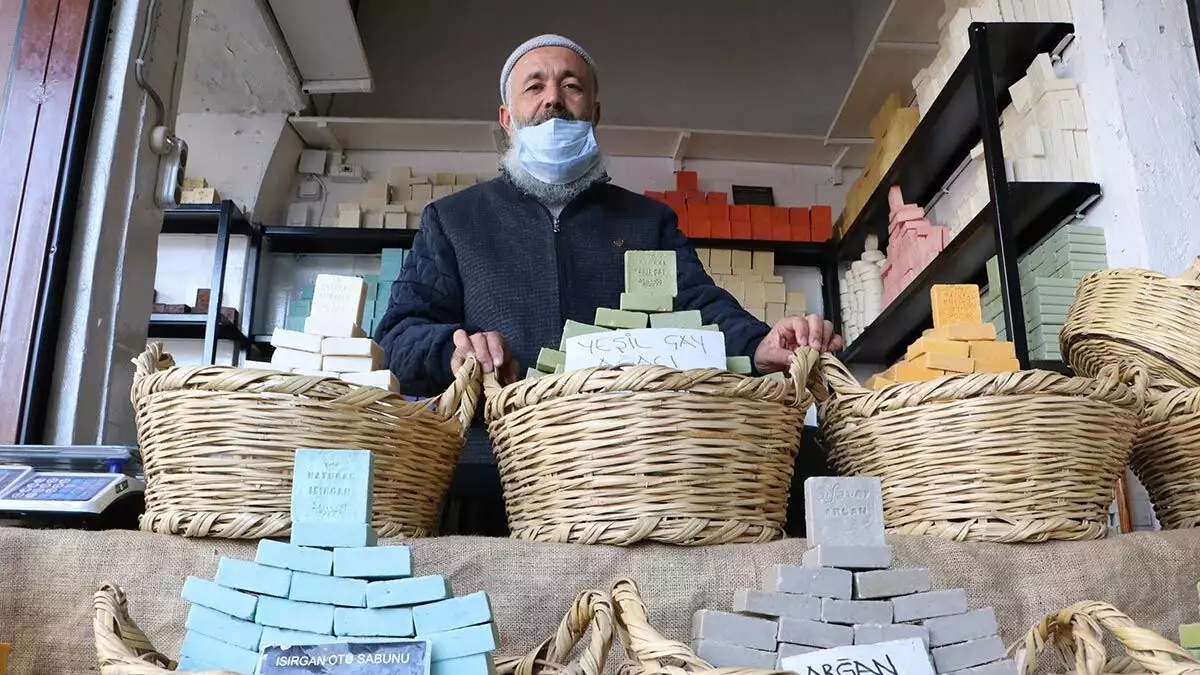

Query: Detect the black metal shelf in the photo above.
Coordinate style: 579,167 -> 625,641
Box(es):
162,204 -> 254,236
263,227 -> 418,255
148,314 -> 248,344
835,22 -> 1074,261
840,181 -> 1100,364
1032,360 -> 1073,375
689,239 -> 831,267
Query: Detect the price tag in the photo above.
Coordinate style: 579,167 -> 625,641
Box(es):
779,638 -> 935,675
564,328 -> 726,371
258,640 -> 429,674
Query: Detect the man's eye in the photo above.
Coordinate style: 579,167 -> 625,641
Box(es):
565,83 -> 581,91
526,83 -> 543,92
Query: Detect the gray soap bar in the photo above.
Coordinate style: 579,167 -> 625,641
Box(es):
692,610 -> 777,651
764,565 -> 852,599
803,544 -> 893,570
777,643 -> 820,669
777,618 -> 854,649
804,476 -> 886,546
854,623 -> 929,647
854,568 -> 933,599
693,640 -> 776,669
892,589 -> 969,623
924,608 -> 999,647
947,659 -> 1019,675
931,636 -> 1007,674
821,598 -> 893,625
734,589 -> 820,620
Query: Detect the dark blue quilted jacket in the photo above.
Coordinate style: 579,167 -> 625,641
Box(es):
375,175 -> 770,463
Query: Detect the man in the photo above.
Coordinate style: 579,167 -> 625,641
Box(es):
376,34 -> 843,532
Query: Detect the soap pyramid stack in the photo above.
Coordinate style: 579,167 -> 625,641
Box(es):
176,449 -> 498,674
692,477 -> 1015,675
247,273 -> 399,392
866,284 -> 1021,389
528,250 -> 764,378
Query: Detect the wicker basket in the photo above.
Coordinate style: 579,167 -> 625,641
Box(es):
482,348 -> 819,546
130,343 -> 480,539
1014,601 -> 1200,674
814,351 -> 1146,543
1130,380 -> 1200,529
1062,260 -> 1200,387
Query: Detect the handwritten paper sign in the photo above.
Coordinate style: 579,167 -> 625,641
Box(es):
258,640 -> 430,674
779,638 -> 935,675
564,328 -> 726,371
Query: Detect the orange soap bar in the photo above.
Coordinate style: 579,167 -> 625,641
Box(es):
675,171 -> 699,191
686,190 -> 706,202
677,213 -> 690,236
930,284 -> 984,328
751,221 -> 772,240
929,323 -> 998,341
711,220 -> 732,238
969,340 -> 1016,360
687,203 -> 709,222
691,220 -> 712,238
914,352 -> 976,374
645,190 -> 665,199
749,205 -> 772,224
665,190 -> 684,201
771,207 -> 790,225
708,203 -> 730,221
706,192 -> 728,205
811,205 -> 833,241
730,205 -> 751,222
907,337 -> 970,360
974,357 -> 1022,373
732,221 -> 753,239
772,222 -> 792,241
891,362 -> 945,382
792,220 -> 812,242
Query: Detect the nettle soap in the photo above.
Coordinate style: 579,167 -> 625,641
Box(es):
291,449 -> 374,525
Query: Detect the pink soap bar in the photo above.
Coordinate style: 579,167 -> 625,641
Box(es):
942,228 -> 951,247
890,206 -> 926,225
888,186 -> 906,211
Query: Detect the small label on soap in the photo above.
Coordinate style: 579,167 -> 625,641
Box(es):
259,640 -> 429,674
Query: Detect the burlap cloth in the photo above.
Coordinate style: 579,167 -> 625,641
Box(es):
2,527 -> 1197,674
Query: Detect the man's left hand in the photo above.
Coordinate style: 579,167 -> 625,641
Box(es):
754,314 -> 845,374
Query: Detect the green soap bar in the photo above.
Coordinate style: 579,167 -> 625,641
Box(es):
1181,624 -> 1200,648
1189,648 -> 1200,661
559,320 -> 609,350
726,356 -> 752,374
536,348 -> 565,372
554,363 -> 565,374
595,307 -> 649,329
525,368 -> 548,380
620,292 -> 674,313
700,324 -> 719,331
762,371 -> 786,381
625,250 -> 678,296
649,310 -> 703,329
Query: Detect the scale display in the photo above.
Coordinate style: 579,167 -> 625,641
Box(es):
0,471 -> 143,514
0,466 -> 33,497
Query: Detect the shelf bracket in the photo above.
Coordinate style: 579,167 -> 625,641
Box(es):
312,121 -> 343,153
672,131 -> 691,171
829,146 -> 849,186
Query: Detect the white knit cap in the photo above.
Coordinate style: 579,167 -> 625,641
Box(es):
499,34 -> 598,104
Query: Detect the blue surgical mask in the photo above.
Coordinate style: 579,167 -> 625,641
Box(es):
515,117 -> 600,185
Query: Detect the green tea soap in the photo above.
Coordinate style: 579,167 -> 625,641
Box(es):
620,292 -> 674,313
625,251 -> 678,296
536,348 -> 565,373
595,307 -> 649,329
700,324 -> 719,331
649,310 -> 703,329
559,320 -> 609,350
726,356 -> 753,374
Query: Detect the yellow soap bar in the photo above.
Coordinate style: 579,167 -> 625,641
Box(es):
866,374 -> 895,390
914,352 -> 975,374
906,337 -> 970,360
929,322 -> 997,341
969,340 -> 1016,360
974,358 -> 1022,373
931,284 -> 983,328
892,362 -> 945,382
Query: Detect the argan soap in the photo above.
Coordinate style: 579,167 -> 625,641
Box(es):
968,340 -> 1016,360
906,337 -> 970,360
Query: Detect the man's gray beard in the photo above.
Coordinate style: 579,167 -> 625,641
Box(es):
501,145 -> 608,207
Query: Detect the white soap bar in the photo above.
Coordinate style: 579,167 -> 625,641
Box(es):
321,337 -> 383,359
272,348 -> 324,371
243,359 -> 291,372
271,328 -> 323,353
311,274 -> 367,324
339,370 -> 399,392
304,316 -> 365,338
292,369 -> 338,378
326,354 -> 382,373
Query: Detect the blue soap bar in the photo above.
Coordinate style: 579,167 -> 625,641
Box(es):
180,630 -> 260,674
175,653 -> 219,673
289,570 -> 368,607
291,522 -> 377,549
182,576 -> 257,620
432,653 -> 497,675
185,605 -> 263,651
333,545 -> 412,579
414,591 -> 493,635
366,575 -> 451,608
290,449 -> 374,524
425,622 -> 500,661
255,595 -> 335,634
257,539 -> 333,575
334,607 -> 415,637
215,558 -> 291,598
260,626 -> 337,650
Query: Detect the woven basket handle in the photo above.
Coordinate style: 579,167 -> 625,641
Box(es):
495,589 -> 615,675
132,343 -> 176,382
433,356 -> 483,431
1013,601 -> 1200,675
1179,257 -> 1200,281
94,582 -> 233,674
610,578 -> 788,675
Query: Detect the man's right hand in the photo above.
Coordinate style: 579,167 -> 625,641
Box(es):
451,329 -> 517,382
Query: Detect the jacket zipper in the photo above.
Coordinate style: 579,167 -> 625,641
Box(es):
538,204 -> 569,329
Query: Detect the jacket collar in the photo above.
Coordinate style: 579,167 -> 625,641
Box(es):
496,167 -> 612,211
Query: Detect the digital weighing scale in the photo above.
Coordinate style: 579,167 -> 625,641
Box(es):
0,445 -> 145,529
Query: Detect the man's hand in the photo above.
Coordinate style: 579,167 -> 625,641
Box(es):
753,314 -> 845,374
451,329 -> 518,382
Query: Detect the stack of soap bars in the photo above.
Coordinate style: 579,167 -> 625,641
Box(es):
175,449 -> 498,674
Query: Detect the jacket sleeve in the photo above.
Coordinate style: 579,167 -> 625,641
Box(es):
665,210 -> 771,359
374,204 -> 462,396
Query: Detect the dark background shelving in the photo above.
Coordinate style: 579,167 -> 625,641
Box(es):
162,204 -> 254,236
147,313 -> 248,344
262,226 -> 418,255
689,239 -> 831,267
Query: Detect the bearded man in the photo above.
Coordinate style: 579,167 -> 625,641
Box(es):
375,35 -> 843,531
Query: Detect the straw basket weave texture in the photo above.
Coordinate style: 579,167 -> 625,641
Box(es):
814,351 -> 1146,543
1130,380 -> 1200,529
130,343 -> 480,539
1062,261 -> 1200,387
482,348 -> 818,546
1013,601 -> 1200,675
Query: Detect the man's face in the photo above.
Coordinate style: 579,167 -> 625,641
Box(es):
500,46 -> 599,133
